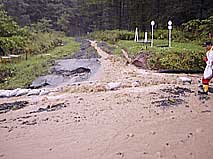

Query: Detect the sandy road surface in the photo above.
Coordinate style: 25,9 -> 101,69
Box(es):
0,41 -> 213,159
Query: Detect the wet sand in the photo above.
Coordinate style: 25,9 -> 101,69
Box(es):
0,41 -> 213,159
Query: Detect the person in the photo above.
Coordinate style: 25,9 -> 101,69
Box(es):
200,41 -> 213,94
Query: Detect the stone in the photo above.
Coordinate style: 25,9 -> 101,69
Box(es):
132,81 -> 141,87
178,77 -> 192,84
127,133 -> 134,138
106,82 -> 121,90
27,89 -> 41,96
39,90 -> 50,96
16,89 -> 29,97
9,88 -> 21,97
0,90 -> 11,98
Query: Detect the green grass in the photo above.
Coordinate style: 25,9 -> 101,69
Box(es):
114,40 -> 203,56
114,39 -> 206,70
0,37 -> 80,89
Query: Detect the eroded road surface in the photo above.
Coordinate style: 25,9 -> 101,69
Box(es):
0,40 -> 213,159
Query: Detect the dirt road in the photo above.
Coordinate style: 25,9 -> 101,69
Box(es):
0,41 -> 213,159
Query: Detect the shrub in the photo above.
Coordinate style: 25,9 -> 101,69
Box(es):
88,30 -> 135,43
148,50 -> 205,71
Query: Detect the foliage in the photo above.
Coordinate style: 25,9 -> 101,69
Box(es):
57,13 -> 70,34
1,0 -> 213,35
0,7 -> 78,89
0,36 -> 27,54
115,40 -> 205,71
0,6 -> 20,37
26,31 -> 64,55
0,37 -> 80,89
148,50 -> 205,70
181,16 -> 213,42
88,30 -> 135,43
30,18 -> 53,33
0,6 -> 29,55
0,7 -> 64,56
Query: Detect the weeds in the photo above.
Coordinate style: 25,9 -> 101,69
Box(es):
0,37 -> 80,89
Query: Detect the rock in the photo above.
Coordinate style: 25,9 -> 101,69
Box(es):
178,77 -> 192,84
106,82 -> 121,90
0,89 -> 30,98
27,89 -> 41,96
0,90 -> 11,98
39,90 -> 50,96
29,79 -> 50,89
16,89 -> 29,96
150,131 -> 156,135
116,152 -> 124,158
132,81 -> 141,87
127,133 -> 134,138
201,110 -> 211,113
78,98 -> 84,101
9,88 -> 21,97
168,98 -> 176,104
132,52 -> 149,68
0,118 -> 6,122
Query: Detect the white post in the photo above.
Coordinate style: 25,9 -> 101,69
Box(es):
169,29 -> 172,47
151,20 -> 155,47
144,32 -> 148,42
168,20 -> 172,48
134,27 -> 139,42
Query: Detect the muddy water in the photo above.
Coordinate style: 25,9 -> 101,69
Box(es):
30,39 -> 101,88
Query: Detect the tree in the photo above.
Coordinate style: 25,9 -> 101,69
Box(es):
0,5 -> 20,37
0,0 -> 213,35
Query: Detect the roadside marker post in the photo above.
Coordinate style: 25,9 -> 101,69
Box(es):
168,20 -> 172,48
151,20 -> 155,47
134,27 -> 139,42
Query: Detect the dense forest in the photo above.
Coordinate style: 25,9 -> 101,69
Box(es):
0,0 -> 213,35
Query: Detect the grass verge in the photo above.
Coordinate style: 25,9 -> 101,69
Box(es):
114,40 -> 206,70
0,37 -> 80,89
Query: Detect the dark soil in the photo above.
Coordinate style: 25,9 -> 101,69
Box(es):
152,98 -> 185,107
160,87 -> 193,96
29,103 -> 67,114
97,41 -> 115,54
0,101 -> 29,114
69,39 -> 101,59
152,87 -> 193,108
52,67 -> 91,77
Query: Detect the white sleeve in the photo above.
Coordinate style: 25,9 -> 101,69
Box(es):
209,51 -> 213,62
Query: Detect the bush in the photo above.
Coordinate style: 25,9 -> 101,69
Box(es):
148,50 -> 205,70
88,30 -> 135,43
0,36 -> 27,54
181,16 -> 213,42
